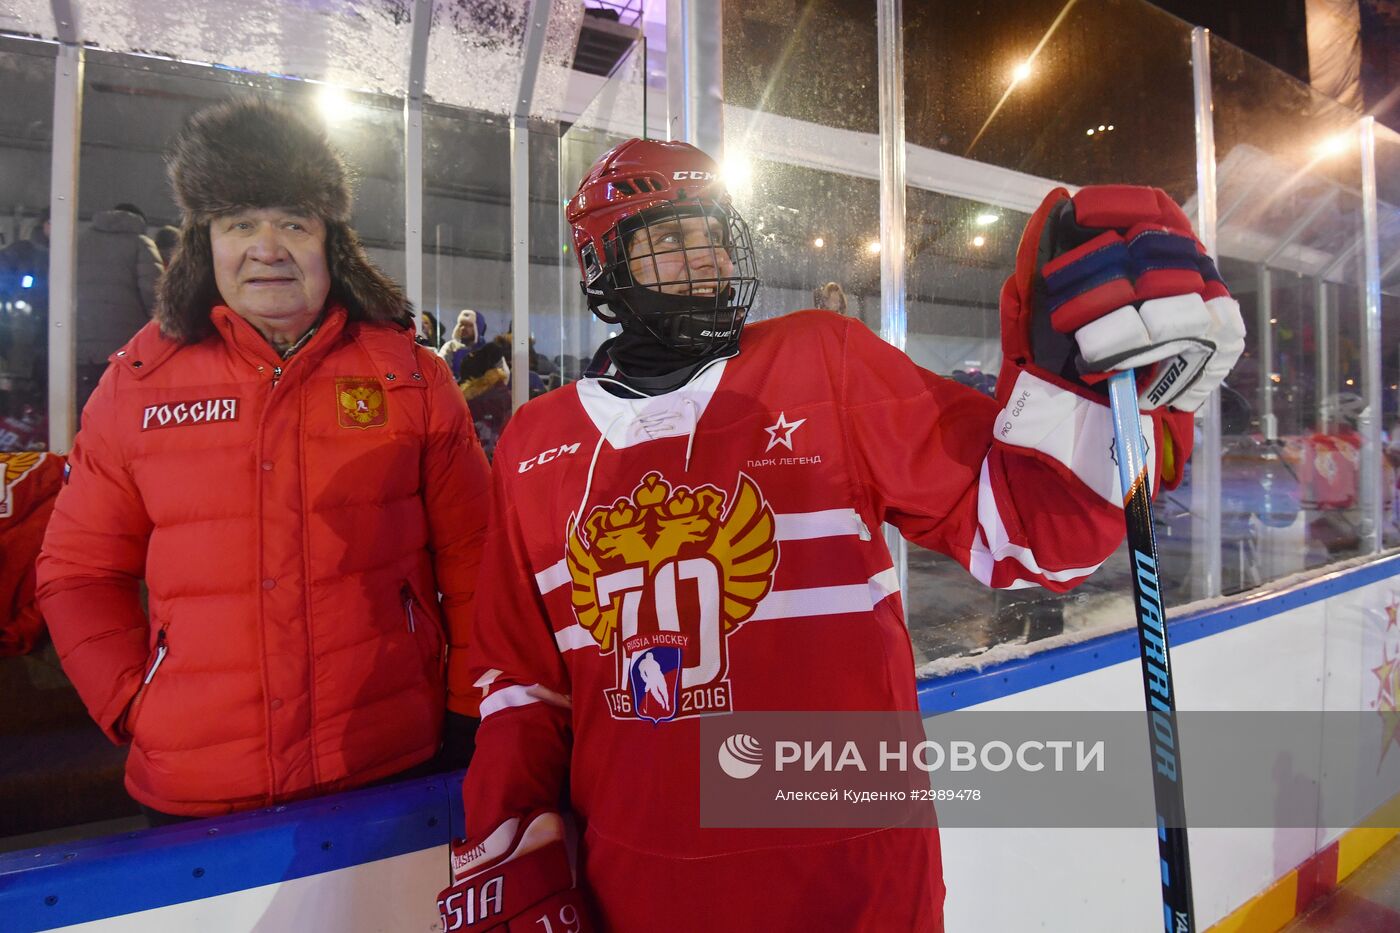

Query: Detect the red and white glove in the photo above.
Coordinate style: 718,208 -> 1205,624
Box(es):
1000,184 -> 1245,412
436,811 -> 593,933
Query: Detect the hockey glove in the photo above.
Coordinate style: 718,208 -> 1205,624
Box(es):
436,811 -> 593,933
1000,184 -> 1245,412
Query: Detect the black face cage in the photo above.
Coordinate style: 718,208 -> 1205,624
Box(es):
594,201 -> 760,358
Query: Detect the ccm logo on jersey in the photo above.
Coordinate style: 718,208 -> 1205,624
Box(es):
141,398 -> 238,431
519,442 -> 581,473
672,170 -> 717,181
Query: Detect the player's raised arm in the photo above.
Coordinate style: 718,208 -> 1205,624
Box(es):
841,185 -> 1243,591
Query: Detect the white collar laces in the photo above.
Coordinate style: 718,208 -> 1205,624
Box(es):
573,362 -> 715,539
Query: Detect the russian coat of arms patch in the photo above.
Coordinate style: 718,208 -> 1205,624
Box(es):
336,378 -> 388,429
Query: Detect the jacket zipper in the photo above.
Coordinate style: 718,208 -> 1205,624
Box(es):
401,584 -> 417,633
271,365 -> 283,388
144,629 -> 168,684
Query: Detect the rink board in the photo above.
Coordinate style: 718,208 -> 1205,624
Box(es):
2,554 -> 1398,933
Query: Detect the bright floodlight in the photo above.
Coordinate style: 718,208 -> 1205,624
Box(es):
972,235 -> 986,248
975,213 -> 999,226
1086,128 -> 1095,136
722,152 -> 753,192
1317,133 -> 1350,157
813,237 -> 825,248
1011,61 -> 1032,83
20,274 -> 33,288
867,240 -> 882,255
317,86 -> 355,124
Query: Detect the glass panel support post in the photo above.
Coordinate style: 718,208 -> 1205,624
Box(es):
665,0 -> 724,156
47,38 -> 82,453
1258,266 -> 1277,441
1360,115 -> 1383,552
404,0 -> 432,332
511,0 -> 555,413
1190,26 -> 1222,598
877,0 -> 909,605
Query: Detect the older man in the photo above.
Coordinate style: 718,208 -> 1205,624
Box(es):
37,100 -> 490,820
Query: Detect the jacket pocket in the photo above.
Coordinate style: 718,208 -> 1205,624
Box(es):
401,581 -> 446,682
123,626 -> 168,741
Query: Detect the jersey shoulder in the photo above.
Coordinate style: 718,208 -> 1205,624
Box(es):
495,382 -> 587,460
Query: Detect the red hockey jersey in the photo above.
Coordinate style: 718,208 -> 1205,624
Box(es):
463,310 -> 1187,931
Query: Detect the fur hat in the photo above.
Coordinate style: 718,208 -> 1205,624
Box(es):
156,98 -> 412,343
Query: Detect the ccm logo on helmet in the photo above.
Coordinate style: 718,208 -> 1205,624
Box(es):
672,171 -> 717,182
141,398 -> 239,431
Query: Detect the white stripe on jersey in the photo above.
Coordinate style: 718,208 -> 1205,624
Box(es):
479,682 -> 573,719
773,508 -> 866,541
531,508 -> 870,598
535,560 -> 571,594
555,625 -> 595,652
547,567 -> 901,654
968,458 -> 1104,589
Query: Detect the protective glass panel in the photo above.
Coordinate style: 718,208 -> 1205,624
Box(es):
67,0 -> 414,97
0,35 -> 61,854
0,1 -> 54,38
424,0 -> 588,117
422,105 -> 513,457
73,52 -> 406,415
723,0 -> 880,325
0,37 -> 53,453
1212,36 -> 1369,589
904,0 -> 1197,192
903,1 -> 1200,670
1374,124 -> 1400,547
556,36 -> 651,386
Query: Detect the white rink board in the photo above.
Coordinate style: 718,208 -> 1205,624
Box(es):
943,574 -> 1398,932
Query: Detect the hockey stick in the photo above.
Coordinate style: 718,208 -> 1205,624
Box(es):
1106,369 -> 1195,933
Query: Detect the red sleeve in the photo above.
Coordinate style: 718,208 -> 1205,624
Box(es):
461,437 -> 572,841
838,318 -> 1189,592
419,350 -> 493,716
35,372 -> 153,741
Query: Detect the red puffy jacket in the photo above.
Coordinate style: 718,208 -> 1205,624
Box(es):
37,305 -> 490,816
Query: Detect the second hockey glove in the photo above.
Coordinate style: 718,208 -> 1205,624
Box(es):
1001,184 -> 1245,412
436,810 -> 593,933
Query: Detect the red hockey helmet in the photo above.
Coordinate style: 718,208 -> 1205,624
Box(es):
565,138 -> 759,357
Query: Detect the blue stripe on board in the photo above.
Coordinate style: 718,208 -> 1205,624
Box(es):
917,552 -> 1400,714
0,773 -> 463,933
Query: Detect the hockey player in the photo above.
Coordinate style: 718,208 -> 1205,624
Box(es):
436,138 -> 1245,931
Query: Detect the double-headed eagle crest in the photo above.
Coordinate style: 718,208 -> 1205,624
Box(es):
565,471 -> 779,651
335,378 -> 387,429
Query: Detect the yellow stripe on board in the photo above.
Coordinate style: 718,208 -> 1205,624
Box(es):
1338,827 -> 1399,883
1206,871 -> 1298,933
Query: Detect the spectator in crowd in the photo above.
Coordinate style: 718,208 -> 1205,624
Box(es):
74,203 -> 163,413
37,99 -> 491,824
153,224 -> 180,269
439,309 -> 494,377
812,280 -> 849,315
418,310 -> 442,349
